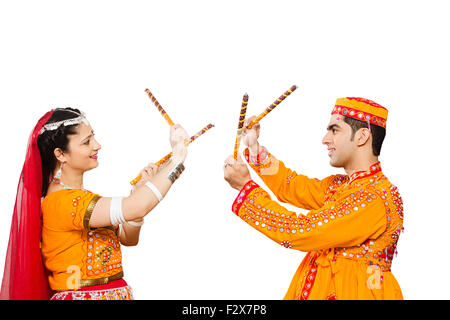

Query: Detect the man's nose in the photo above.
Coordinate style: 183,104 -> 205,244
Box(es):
322,132 -> 331,145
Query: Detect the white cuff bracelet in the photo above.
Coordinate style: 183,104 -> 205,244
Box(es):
145,181 -> 163,202
127,220 -> 145,227
110,196 -> 126,226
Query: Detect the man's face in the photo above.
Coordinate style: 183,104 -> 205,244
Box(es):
322,114 -> 356,168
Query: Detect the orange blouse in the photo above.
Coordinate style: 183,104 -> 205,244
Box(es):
41,189 -> 123,291
232,149 -> 404,300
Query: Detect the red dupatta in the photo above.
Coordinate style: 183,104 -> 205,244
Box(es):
0,110 -> 54,299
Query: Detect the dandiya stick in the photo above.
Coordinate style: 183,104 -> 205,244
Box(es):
145,88 -> 175,126
130,123 -> 215,185
246,85 -> 297,129
188,123 -> 215,144
233,93 -> 249,160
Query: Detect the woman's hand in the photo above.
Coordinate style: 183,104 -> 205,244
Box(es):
170,124 -> 189,163
132,163 -> 159,190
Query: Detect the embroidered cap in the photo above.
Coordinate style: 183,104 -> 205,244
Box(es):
331,97 -> 388,128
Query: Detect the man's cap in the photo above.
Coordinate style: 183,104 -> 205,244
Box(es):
332,97 -> 388,128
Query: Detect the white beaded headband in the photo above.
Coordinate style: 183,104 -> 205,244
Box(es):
39,109 -> 90,135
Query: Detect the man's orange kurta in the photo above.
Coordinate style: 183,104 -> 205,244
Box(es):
232,149 -> 404,300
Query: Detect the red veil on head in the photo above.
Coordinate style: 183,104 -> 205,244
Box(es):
1,110 -> 54,300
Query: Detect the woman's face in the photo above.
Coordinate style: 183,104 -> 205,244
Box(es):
60,122 -> 101,172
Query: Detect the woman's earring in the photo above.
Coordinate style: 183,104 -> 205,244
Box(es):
54,163 -> 62,180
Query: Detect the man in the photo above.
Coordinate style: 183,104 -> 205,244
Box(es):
224,97 -> 403,300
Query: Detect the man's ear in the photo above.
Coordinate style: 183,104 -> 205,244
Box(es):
54,148 -> 66,163
355,128 -> 371,147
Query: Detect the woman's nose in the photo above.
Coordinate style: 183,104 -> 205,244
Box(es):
93,138 -> 101,150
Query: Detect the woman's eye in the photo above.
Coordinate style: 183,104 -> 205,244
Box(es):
84,140 -> 90,145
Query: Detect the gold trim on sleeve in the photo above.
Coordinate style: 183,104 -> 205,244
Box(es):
84,195 -> 101,230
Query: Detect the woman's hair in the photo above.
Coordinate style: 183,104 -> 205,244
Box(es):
37,108 -> 82,196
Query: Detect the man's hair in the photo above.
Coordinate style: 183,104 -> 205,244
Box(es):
343,116 -> 386,156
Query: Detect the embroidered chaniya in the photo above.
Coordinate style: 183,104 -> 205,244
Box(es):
232,149 -> 404,300
50,279 -> 133,300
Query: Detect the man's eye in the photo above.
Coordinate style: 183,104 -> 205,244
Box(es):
84,140 -> 90,145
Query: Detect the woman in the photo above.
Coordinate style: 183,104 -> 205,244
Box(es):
0,107 -> 189,300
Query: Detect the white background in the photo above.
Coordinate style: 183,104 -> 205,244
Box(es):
0,0 -> 449,300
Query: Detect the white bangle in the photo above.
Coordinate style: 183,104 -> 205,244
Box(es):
126,219 -> 145,227
110,197 -> 125,226
145,181 -> 163,202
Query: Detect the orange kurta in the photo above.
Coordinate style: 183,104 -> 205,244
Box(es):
41,189 -> 123,291
232,149 -> 403,300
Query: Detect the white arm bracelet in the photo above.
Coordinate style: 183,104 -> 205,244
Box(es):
110,196 -> 126,226
126,219 -> 145,227
145,181 -> 163,202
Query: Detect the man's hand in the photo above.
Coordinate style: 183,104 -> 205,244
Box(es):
242,116 -> 261,154
223,154 -> 251,191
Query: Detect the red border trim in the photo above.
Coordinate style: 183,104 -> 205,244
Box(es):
348,161 -> 382,183
232,180 -> 260,215
332,105 -> 386,128
300,259 -> 318,300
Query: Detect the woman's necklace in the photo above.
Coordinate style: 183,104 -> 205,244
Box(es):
52,178 -> 85,191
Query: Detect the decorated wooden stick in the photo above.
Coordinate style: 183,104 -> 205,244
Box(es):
130,123 -> 215,185
233,93 -> 249,159
155,153 -> 173,167
188,123 -> 215,144
246,85 -> 297,129
145,88 -> 175,126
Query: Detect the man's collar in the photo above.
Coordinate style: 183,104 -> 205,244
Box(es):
348,161 -> 382,183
